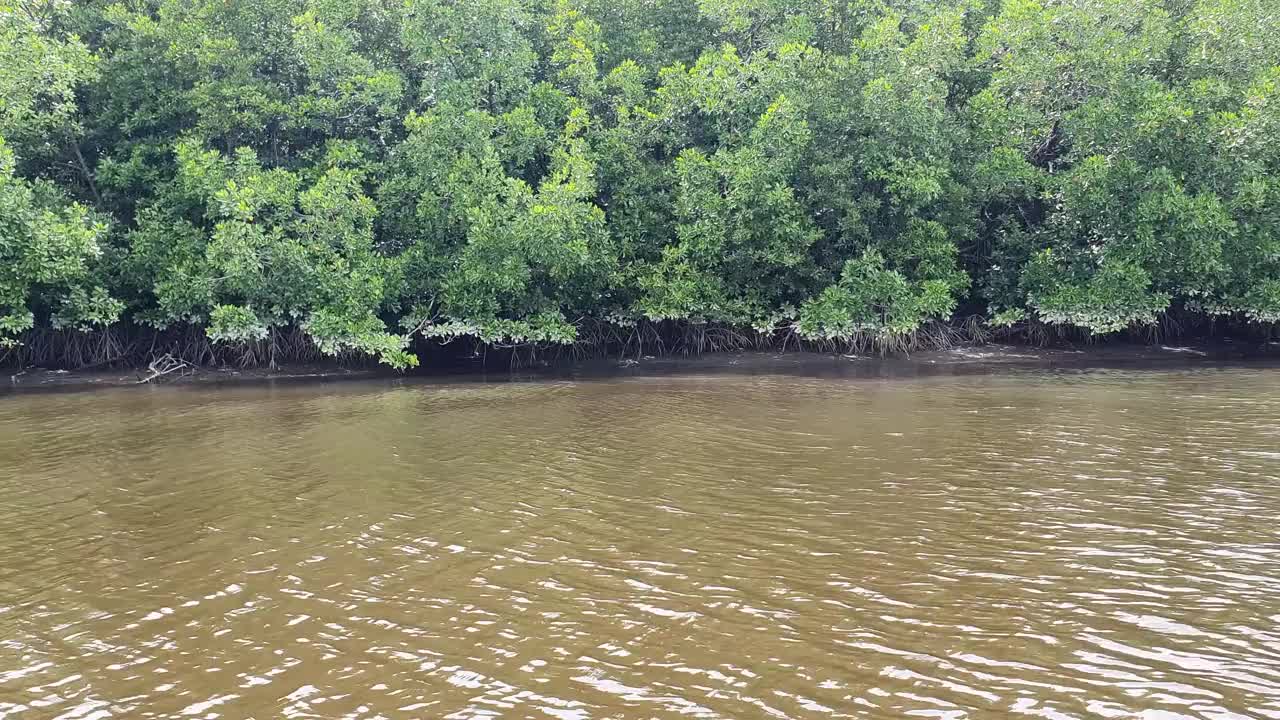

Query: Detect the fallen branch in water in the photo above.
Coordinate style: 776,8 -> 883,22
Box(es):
136,354 -> 192,384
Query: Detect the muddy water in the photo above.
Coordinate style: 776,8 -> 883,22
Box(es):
2,367 -> 1280,719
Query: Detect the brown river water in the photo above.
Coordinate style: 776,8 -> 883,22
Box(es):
2,365 -> 1280,719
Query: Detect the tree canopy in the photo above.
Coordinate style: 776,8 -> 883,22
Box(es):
1,0 -> 1277,367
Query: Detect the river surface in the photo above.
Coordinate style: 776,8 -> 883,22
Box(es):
2,365 -> 1280,719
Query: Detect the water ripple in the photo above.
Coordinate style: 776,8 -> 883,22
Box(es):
1,368 -> 1279,718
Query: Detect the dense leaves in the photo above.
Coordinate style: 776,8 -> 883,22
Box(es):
1,0 -> 1277,365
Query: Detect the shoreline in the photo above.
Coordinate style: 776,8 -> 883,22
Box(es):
5,341 -> 1278,395
2,364 -> 386,395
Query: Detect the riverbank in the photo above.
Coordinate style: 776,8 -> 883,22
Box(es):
5,340 -> 1278,395
2,363 -> 384,394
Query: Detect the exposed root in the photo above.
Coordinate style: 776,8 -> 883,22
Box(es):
7,310 -> 1276,373
136,354 -> 192,384
6,323 -> 357,372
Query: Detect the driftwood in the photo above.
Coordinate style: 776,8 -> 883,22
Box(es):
136,354 -> 193,384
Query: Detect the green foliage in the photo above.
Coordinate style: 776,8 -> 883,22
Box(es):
0,1 -> 97,157
1023,251 -> 1171,334
2,0 -> 1278,366
207,304 -> 269,344
798,250 -> 959,339
0,137 -> 113,346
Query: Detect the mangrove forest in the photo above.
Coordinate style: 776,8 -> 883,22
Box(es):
1,0 -> 1278,369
